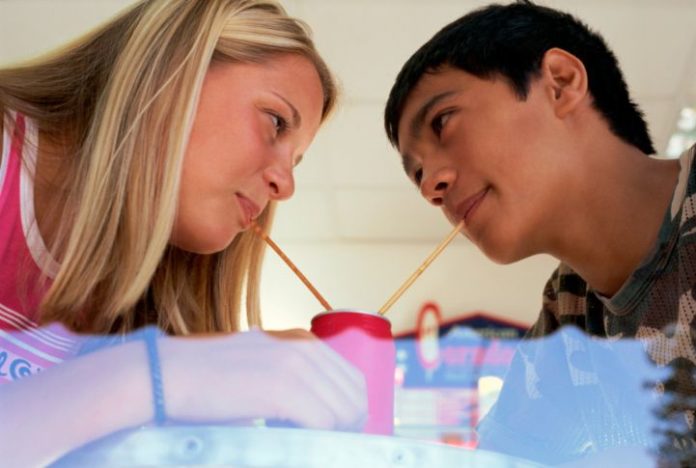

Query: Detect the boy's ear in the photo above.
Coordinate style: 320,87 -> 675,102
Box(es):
540,48 -> 588,118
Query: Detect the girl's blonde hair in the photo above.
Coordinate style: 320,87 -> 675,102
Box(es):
0,0 -> 337,334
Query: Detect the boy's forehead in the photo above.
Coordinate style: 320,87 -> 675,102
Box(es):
404,66 -> 461,106
397,67 -> 468,146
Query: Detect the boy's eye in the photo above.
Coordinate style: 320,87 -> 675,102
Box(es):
414,168 -> 423,186
431,112 -> 452,137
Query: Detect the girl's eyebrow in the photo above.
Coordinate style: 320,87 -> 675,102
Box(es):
272,92 -> 301,128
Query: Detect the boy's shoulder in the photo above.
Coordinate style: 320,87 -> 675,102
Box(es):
525,263 -> 589,339
542,262 -> 589,311
674,145 -> 696,201
671,145 -> 696,238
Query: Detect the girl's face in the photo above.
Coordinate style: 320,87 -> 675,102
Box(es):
172,54 -> 324,254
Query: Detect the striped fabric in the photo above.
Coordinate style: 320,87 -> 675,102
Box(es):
0,114 -> 80,383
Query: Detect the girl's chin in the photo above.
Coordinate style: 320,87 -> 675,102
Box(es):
170,227 -> 242,254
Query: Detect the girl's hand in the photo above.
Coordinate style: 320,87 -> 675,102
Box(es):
160,329 -> 368,431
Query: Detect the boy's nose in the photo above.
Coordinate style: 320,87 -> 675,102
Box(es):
421,167 -> 456,206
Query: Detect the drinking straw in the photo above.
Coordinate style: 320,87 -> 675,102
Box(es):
252,223 -> 333,311
378,221 -> 464,316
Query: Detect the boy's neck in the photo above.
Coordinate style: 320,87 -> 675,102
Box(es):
550,136 -> 681,298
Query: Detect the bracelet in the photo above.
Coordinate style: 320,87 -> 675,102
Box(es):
144,327 -> 167,426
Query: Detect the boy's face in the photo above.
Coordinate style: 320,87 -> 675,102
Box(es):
396,66 -> 574,264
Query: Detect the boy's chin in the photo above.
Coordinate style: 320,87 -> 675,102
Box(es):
480,240 -> 527,266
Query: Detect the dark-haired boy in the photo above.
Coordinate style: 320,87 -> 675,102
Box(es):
384,0 -> 695,464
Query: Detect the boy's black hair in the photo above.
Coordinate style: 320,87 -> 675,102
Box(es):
384,1 -> 655,155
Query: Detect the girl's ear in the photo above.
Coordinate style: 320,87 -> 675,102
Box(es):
540,48 -> 589,118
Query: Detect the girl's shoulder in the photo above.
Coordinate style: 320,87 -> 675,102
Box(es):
0,116 -> 3,169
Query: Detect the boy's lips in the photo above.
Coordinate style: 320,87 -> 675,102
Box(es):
453,187 -> 490,224
236,193 -> 261,228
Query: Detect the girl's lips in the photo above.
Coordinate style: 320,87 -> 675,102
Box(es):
236,194 -> 261,228
454,187 -> 489,224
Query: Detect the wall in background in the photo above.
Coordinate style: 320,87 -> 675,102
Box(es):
3,0 -> 689,333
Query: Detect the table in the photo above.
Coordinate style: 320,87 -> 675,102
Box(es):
52,425 -> 543,467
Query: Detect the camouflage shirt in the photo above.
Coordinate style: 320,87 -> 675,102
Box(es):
478,145 -> 696,464
529,145 -> 696,391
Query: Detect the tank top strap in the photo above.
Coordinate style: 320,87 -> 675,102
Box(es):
0,113 -> 26,203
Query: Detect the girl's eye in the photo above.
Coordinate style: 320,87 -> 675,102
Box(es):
431,112 -> 452,137
269,113 -> 288,136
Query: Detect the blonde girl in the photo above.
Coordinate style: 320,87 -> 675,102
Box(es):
0,1 -> 366,465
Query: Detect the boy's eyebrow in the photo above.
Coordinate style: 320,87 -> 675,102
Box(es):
401,152 -> 415,176
399,90 -> 459,178
408,90 -> 458,139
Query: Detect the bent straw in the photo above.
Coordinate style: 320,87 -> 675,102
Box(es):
252,223 -> 333,311
378,220 -> 465,316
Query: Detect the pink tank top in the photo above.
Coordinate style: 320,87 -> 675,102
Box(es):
0,114 -> 80,383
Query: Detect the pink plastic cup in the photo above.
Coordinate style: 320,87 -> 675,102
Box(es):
310,309 -> 396,435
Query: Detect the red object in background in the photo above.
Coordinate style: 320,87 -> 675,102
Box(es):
440,431 -> 478,449
415,302 -> 442,371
